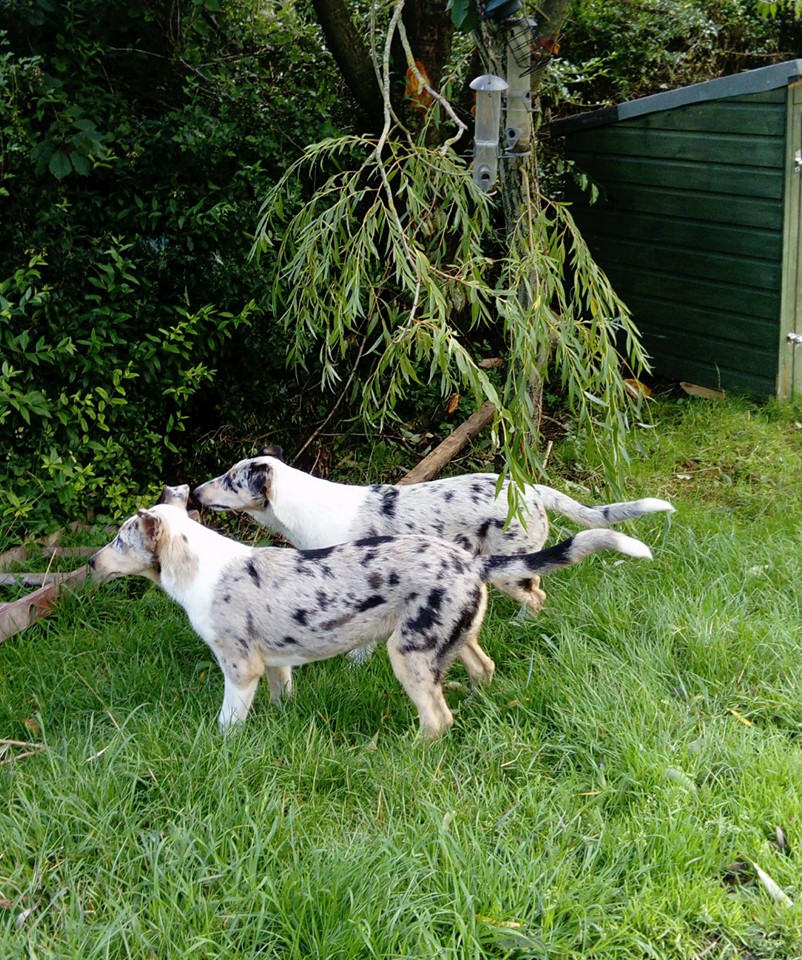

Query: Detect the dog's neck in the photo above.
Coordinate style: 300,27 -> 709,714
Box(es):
156,511 -> 248,606
249,459 -> 370,550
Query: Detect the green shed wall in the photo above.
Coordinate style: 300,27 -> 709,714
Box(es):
561,89 -> 787,395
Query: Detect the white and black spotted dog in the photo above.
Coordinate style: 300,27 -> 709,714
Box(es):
90,486 -> 653,738
193,446 -> 672,627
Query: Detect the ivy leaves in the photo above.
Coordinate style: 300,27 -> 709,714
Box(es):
448,0 -> 481,33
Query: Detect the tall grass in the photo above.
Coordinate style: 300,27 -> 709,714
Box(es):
1,396 -> 802,958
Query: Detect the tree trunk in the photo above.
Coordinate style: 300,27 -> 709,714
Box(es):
309,0 -> 384,133
390,0 -> 454,140
482,1 -> 571,443
309,0 -> 454,141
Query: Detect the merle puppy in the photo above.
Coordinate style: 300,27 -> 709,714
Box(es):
90,487 -> 653,738
193,447 -> 672,624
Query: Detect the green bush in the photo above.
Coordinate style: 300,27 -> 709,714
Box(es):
551,0 -> 802,110
0,1 -> 346,545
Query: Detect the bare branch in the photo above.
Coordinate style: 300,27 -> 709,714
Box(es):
394,16 -> 468,152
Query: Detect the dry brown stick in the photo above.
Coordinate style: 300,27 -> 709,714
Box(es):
0,750 -> 40,765
0,545 -> 96,572
397,401 -> 496,485
0,545 -> 28,571
0,572 -> 82,587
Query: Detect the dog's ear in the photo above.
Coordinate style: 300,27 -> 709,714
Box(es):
247,461 -> 274,506
137,509 -> 163,551
159,484 -> 190,508
257,444 -> 284,462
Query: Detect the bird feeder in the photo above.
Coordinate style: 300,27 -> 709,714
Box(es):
504,18 -> 535,153
484,0 -> 522,21
469,74 -> 508,192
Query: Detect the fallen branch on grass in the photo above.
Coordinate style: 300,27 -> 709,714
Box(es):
397,401 -> 496,485
0,565 -> 89,644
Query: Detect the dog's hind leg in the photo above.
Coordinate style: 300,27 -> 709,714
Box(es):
266,665 -> 293,703
492,572 -> 547,618
385,633 -> 454,739
511,576 -> 547,622
455,589 -> 494,686
458,637 -> 495,686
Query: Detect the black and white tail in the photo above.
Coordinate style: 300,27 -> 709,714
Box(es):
534,486 -> 673,528
478,529 -> 652,614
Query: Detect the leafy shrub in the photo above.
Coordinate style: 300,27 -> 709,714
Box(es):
0,0 -> 346,545
551,0 -> 802,111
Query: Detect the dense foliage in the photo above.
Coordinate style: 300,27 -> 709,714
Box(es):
0,0 -> 344,542
2,0 -> 800,545
552,0 -> 802,112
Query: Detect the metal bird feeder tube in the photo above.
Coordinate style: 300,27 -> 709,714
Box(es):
469,74 -> 508,192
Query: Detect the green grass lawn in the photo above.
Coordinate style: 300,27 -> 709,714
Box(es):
2,396 -> 802,959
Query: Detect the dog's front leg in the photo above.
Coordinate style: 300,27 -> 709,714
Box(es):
218,673 -> 260,730
266,665 -> 293,704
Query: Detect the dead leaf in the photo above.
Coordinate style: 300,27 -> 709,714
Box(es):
444,394 -> 460,415
15,905 -> 36,928
22,717 -> 41,737
478,916 -> 523,929
729,709 -> 753,727
405,60 -> 433,111
680,382 -> 725,399
623,378 -> 651,398
537,35 -> 560,55
478,357 -> 503,369
0,899 -> 13,910
753,861 -> 793,906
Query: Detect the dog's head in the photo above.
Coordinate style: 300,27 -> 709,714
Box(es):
257,444 -> 284,461
158,483 -> 201,521
90,505 -> 174,583
159,483 -> 190,508
192,456 -> 277,513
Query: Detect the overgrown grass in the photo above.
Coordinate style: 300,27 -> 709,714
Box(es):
2,396 -> 802,959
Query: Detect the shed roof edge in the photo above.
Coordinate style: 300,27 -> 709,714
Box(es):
550,59 -> 802,136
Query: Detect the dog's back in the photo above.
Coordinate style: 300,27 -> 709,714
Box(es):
194,457 -> 671,559
357,474 -> 548,555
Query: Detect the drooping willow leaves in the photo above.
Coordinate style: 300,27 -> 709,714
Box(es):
252,133 -> 650,498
